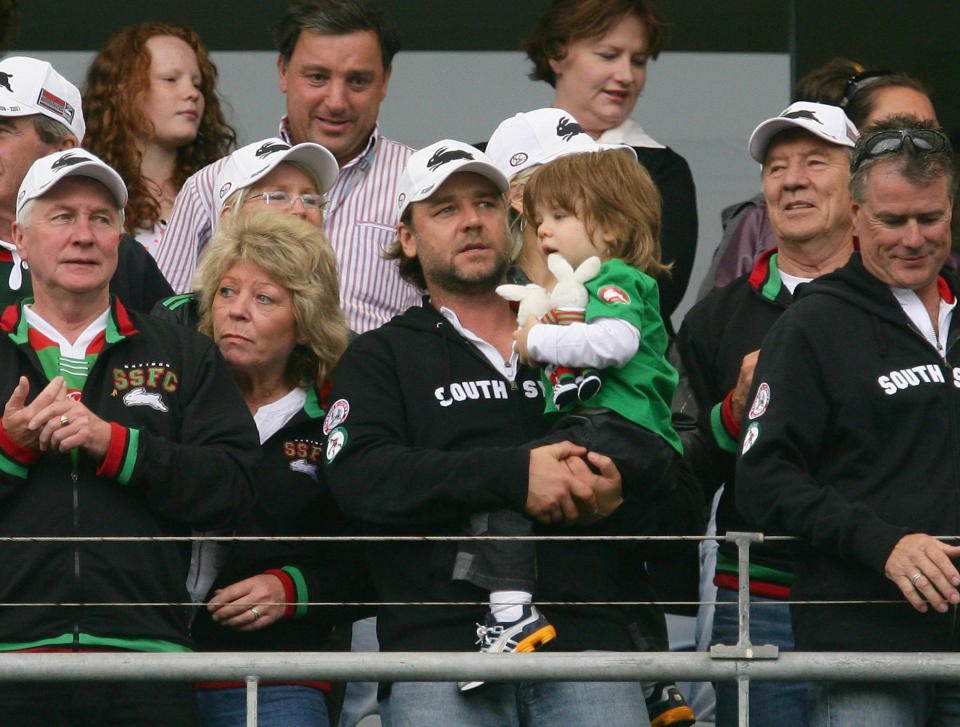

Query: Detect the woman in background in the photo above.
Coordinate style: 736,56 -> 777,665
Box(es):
524,0 -> 698,334
84,22 -> 236,255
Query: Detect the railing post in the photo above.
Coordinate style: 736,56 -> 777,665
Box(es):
710,531 -> 780,727
246,674 -> 259,727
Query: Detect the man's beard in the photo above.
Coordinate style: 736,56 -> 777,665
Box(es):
422,234 -> 511,295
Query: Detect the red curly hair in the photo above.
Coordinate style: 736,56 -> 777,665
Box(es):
83,22 -> 237,234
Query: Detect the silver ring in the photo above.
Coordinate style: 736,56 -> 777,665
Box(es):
910,572 -> 923,587
59,414 -> 70,427
249,607 -> 261,621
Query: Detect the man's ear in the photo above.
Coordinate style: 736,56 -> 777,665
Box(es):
11,221 -> 27,262
277,54 -> 289,94
850,199 -> 861,231
507,181 -> 525,215
57,135 -> 79,151
397,222 -> 418,260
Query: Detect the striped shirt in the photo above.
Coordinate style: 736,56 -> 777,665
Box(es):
154,121 -> 421,333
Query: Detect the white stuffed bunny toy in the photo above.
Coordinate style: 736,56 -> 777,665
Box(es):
541,253 -> 603,407
497,254 -> 602,409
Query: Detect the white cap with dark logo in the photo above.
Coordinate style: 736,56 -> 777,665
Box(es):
749,101 -> 858,163
214,137 -> 339,216
17,149 -> 127,214
486,107 -> 637,178
396,139 -> 508,220
0,56 -> 85,142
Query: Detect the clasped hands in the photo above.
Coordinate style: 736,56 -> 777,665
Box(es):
526,441 -> 623,526
2,376 -> 112,460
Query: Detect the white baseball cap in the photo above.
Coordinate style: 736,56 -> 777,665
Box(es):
0,56 -> 85,142
486,108 -> 637,178
396,139 -> 508,220
214,137 -> 339,215
17,149 -> 127,214
748,101 -> 858,163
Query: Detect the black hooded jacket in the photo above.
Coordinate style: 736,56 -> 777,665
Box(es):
737,252 -> 960,652
324,301 -> 662,653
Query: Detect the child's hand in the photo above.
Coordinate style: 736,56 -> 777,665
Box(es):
514,315 -> 541,367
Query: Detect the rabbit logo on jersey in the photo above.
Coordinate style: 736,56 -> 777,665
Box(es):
598,286 -> 629,305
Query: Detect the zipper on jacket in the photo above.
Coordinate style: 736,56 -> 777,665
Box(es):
73,471 -> 81,647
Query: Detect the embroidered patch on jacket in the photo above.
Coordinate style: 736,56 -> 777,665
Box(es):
598,286 -> 630,305
289,458 -> 319,481
325,427 -> 347,463
741,422 -> 760,454
122,387 -> 168,412
323,398 -> 350,435
748,382 -> 770,420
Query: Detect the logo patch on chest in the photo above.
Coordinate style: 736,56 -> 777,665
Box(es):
122,386 -> 168,412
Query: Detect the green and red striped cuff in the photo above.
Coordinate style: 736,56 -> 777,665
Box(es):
96,423 -> 139,484
265,567 -> 309,620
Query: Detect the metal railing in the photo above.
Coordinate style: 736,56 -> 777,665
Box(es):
2,531 -> 957,727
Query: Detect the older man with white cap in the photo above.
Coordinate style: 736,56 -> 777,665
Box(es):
737,114 -> 960,727
325,139 -> 659,726
0,55 -> 173,314
0,148 -> 258,725
674,101 -> 858,727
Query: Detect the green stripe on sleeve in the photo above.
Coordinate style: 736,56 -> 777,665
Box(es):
710,402 -> 738,453
282,566 -> 310,619
117,428 -> 140,485
0,452 -> 29,479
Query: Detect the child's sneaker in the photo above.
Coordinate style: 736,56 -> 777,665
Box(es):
577,370 -> 602,401
553,377 -> 579,409
645,681 -> 695,727
458,605 -> 557,692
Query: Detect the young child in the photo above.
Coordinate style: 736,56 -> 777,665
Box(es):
455,151 -> 691,727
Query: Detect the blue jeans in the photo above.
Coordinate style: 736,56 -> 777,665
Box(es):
711,585 -> 808,727
809,681 -> 960,727
197,684 -> 330,727
337,616 -> 381,727
383,680 -> 650,727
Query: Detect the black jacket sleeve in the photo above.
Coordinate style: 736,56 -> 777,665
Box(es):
125,332 -> 259,530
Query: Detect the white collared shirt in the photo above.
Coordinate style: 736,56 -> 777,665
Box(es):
891,285 -> 955,355
597,118 -> 666,150
253,386 -> 307,444
439,306 -> 520,381
0,238 -> 24,291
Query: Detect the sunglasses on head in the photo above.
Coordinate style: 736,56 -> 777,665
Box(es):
851,128 -> 952,172
839,69 -> 893,109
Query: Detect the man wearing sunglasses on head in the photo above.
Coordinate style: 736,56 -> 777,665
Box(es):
737,117 -> 960,726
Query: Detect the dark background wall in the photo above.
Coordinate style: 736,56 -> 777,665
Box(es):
6,0 -> 958,136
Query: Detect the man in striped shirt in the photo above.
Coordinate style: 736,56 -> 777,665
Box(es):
155,0 -> 419,334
